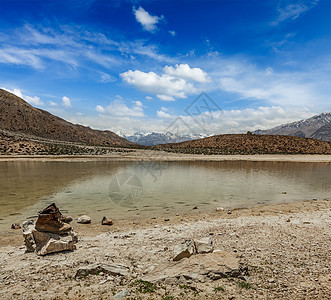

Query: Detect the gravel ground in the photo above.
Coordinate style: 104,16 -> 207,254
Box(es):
0,199 -> 330,299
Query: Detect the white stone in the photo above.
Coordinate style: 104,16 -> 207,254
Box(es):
195,237 -> 214,254
77,215 -> 91,224
216,207 -> 224,211
173,239 -> 196,261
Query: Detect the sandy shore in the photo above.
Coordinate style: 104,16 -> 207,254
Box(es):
0,150 -> 331,162
0,199 -> 330,299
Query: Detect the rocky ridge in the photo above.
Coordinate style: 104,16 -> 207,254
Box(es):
254,112 -> 331,141
0,89 -> 134,148
154,133 -> 331,155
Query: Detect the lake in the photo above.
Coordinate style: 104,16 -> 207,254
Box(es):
0,160 -> 330,231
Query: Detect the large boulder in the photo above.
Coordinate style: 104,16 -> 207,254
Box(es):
144,250 -> 247,283
22,220 -> 78,256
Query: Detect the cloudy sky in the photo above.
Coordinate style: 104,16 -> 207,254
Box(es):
0,0 -> 330,135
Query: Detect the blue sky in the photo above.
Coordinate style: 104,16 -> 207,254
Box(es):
0,0 -> 330,135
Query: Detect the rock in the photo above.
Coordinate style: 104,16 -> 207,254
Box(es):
77,215 -> 91,224
101,216 -> 113,225
33,230 -> 77,256
114,289 -> 131,299
75,263 -> 130,278
22,220 -> 78,255
164,218 -> 170,222
22,220 -> 36,252
216,207 -> 224,212
193,206 -> 198,210
195,237 -> 214,254
11,223 -> 21,229
282,191 -> 287,194
173,239 -> 196,261
144,251 -> 247,283
227,210 -> 232,214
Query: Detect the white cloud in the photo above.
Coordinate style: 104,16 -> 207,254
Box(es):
95,99 -> 144,117
99,72 -> 116,83
62,96 -> 72,108
95,105 -> 105,113
157,94 -> 175,101
273,0 -> 319,25
157,110 -> 173,118
48,101 -> 58,107
145,96 -> 153,100
133,6 -> 162,32
25,95 -> 43,106
67,103 -> 317,137
2,87 -> 44,106
169,30 -> 176,36
121,69 -> 196,99
164,64 -> 209,83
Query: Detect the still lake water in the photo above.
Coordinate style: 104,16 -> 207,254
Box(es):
0,160 -> 330,231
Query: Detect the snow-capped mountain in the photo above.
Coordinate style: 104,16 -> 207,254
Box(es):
121,131 -> 209,146
253,112 -> 331,141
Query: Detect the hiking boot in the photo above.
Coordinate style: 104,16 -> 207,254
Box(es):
35,213 -> 71,234
39,203 -> 72,223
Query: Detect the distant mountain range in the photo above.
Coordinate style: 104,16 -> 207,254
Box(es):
253,112 -> 331,141
0,89 -> 133,147
121,131 -> 209,146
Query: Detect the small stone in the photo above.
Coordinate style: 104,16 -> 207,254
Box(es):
195,237 -> 214,254
114,289 -> 130,299
11,223 -> 21,229
193,206 -> 198,210
75,263 -> 130,278
286,218 -> 291,222
227,210 -> 232,214
164,218 -> 170,222
216,207 -> 224,212
173,239 -> 196,261
77,215 -> 91,224
101,216 -> 113,226
282,192 -> 287,194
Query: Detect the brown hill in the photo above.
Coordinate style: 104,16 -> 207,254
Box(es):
154,133 -> 331,154
0,89 -> 134,147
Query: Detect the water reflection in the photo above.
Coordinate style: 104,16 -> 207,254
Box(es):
0,160 -> 330,230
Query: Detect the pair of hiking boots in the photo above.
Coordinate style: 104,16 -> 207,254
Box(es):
35,203 -> 72,234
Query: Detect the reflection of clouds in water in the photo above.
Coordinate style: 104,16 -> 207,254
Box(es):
0,161 -> 330,232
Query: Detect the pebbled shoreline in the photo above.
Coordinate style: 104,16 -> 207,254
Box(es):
0,199 -> 330,299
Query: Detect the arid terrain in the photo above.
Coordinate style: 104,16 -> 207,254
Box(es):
0,89 -> 134,148
154,133 -> 331,155
0,199 -> 330,299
